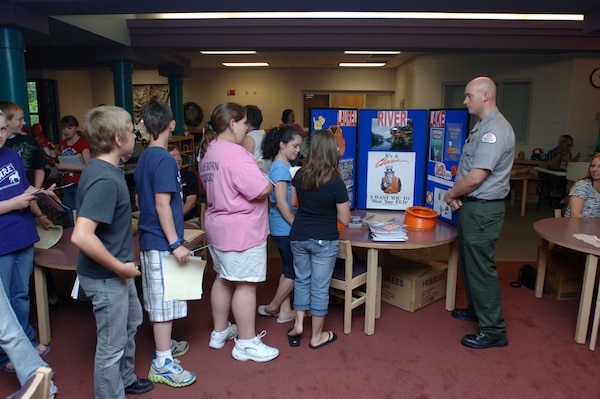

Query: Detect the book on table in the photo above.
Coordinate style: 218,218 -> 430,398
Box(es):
364,220 -> 408,242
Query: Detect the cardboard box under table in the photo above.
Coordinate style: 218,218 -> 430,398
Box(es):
379,255 -> 448,312
544,248 -> 585,300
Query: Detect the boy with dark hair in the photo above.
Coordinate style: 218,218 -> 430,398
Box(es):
134,98 -> 196,388
71,105 -> 153,398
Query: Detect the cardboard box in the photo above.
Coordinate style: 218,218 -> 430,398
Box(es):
379,254 -> 447,312
544,248 -> 585,300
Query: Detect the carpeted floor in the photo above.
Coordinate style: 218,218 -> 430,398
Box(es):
2,257 -> 600,399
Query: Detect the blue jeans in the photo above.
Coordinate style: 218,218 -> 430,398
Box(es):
79,275 -> 143,399
62,183 -> 78,226
0,279 -> 57,395
291,239 -> 338,317
271,235 -> 295,279
0,247 -> 36,368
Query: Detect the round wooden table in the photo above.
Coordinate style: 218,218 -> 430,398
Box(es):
33,225 -> 204,345
533,217 -> 600,344
339,209 -> 458,335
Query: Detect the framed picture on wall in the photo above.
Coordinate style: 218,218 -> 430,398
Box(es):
132,84 -> 170,124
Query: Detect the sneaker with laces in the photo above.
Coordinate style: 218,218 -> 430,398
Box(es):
209,322 -> 238,349
231,330 -> 279,362
170,339 -> 189,358
148,358 -> 196,388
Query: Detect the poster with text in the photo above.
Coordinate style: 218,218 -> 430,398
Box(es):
424,109 -> 469,225
357,109 -> 428,209
310,108 -> 358,208
366,151 -> 416,209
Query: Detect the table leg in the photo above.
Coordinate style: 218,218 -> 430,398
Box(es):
364,248 -> 379,335
445,239 -> 458,311
534,239 -> 548,298
520,179 -> 528,217
34,265 -> 51,345
575,254 -> 598,344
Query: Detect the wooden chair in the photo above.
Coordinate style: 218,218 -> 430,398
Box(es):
329,240 -> 381,334
11,366 -> 52,399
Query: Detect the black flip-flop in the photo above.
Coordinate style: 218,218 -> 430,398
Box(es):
309,331 -> 337,350
287,328 -> 301,347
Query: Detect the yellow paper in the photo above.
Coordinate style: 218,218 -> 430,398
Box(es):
164,255 -> 206,301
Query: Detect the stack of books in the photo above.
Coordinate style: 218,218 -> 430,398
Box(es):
363,220 -> 408,242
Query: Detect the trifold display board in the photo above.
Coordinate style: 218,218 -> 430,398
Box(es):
309,108 -> 358,208
356,109 -> 429,210
423,109 -> 469,225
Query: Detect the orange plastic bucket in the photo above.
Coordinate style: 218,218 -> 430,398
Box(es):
404,206 -> 438,229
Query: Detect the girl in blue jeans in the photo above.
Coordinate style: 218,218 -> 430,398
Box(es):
288,130 -> 350,349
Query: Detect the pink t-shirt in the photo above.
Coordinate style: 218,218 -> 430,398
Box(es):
199,139 -> 270,251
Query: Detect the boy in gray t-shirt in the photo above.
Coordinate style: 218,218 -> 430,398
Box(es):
72,105 -> 154,398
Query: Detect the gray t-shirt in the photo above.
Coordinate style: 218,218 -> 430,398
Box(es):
565,178 -> 600,217
456,107 -> 515,200
75,158 -> 134,279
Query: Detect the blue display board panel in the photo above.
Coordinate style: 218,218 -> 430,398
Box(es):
356,109 -> 429,210
309,108 -> 358,209
424,109 -> 469,225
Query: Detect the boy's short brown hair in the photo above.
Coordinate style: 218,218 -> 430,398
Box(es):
0,101 -> 23,120
83,105 -> 132,155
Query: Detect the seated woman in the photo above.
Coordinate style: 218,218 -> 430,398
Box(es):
564,153 -> 600,217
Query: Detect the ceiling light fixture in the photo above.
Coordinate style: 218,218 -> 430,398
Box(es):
344,51 -> 400,55
222,62 -> 269,67
201,51 -> 257,55
156,12 -> 583,22
339,62 -> 386,67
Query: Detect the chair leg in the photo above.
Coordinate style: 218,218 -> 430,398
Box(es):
344,287 -> 352,334
375,266 -> 382,319
588,278 -> 600,350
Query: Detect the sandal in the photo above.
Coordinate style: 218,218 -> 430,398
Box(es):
2,362 -> 15,373
257,305 -> 278,317
287,328 -> 301,347
35,344 -> 51,357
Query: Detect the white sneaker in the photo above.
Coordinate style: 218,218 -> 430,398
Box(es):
208,322 -> 238,349
231,330 -> 279,362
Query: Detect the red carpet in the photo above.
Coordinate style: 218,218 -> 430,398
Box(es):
2,260 -> 600,398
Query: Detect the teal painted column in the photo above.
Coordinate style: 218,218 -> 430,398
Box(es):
111,60 -> 133,118
168,75 -> 184,136
0,28 -> 31,124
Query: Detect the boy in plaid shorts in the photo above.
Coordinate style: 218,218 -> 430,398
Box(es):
134,98 -> 198,387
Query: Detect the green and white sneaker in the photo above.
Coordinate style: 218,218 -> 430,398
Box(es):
170,339 -> 189,358
148,358 -> 196,388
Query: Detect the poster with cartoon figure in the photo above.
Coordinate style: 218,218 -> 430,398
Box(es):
357,109 -> 428,209
310,108 -> 358,208
424,109 -> 469,225
366,151 -> 415,209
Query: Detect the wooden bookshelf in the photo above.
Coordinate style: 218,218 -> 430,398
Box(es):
168,135 -> 196,171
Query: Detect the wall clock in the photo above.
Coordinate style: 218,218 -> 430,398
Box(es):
183,102 -> 204,127
591,68 -> 600,88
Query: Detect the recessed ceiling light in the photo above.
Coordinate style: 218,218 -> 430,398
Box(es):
339,62 -> 386,67
201,51 -> 257,55
344,51 -> 401,55
222,62 -> 269,67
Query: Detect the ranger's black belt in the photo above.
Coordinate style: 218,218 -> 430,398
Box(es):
462,197 -> 503,203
